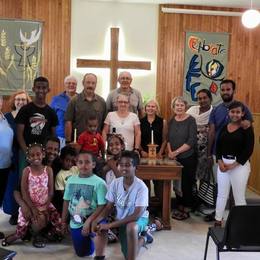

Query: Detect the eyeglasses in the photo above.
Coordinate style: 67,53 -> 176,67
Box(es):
15,98 -> 27,102
120,77 -> 131,80
117,101 -> 129,104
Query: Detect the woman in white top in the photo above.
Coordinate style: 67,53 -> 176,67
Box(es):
102,94 -> 141,151
186,89 -> 213,181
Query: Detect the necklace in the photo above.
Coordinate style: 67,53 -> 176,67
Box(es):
117,112 -> 129,125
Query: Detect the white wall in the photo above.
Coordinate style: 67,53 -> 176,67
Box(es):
71,0 -> 158,101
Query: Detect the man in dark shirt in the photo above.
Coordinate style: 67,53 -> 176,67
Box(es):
15,77 -> 58,177
208,79 -> 252,158
16,76 -> 58,153
64,73 -> 106,142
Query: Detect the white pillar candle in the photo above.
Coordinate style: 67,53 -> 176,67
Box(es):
151,130 -> 154,144
73,128 -> 77,143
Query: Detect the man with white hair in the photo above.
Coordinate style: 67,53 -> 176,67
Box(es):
50,75 -> 78,148
106,71 -> 144,118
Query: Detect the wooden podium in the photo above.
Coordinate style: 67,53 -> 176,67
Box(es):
137,158 -> 183,229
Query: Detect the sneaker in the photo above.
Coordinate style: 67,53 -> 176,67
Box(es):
140,231 -> 153,244
146,231 -> 154,244
147,223 -> 157,233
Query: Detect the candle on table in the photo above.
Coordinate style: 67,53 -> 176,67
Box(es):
73,128 -> 77,143
151,130 -> 154,144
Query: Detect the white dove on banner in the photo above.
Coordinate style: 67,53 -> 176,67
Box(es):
20,27 -> 41,46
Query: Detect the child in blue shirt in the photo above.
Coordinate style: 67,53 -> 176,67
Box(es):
61,151 -> 107,259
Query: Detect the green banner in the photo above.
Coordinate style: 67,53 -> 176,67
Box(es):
183,31 -> 229,105
0,19 -> 43,95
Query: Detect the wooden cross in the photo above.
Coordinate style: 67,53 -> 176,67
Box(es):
77,27 -> 151,91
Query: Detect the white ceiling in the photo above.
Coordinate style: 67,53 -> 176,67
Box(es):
89,0 -> 260,9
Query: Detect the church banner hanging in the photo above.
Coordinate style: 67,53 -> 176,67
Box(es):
0,19 -> 43,95
183,31 -> 229,105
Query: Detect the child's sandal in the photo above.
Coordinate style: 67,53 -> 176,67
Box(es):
1,238 -> 10,247
32,235 -> 46,248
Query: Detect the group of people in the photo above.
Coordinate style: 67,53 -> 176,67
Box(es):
0,71 -> 255,259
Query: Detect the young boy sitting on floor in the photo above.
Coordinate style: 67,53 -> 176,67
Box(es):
92,150 -> 152,260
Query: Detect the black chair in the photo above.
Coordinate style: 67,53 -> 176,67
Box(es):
204,205 -> 260,260
0,247 -> 16,260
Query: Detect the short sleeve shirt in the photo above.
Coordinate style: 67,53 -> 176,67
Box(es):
15,102 -> 58,146
209,101 -> 253,154
63,174 -> 107,228
104,112 -> 140,150
50,92 -> 71,138
106,87 -> 143,114
55,166 -> 79,191
106,176 -> 149,220
77,131 -> 105,156
167,116 -> 197,159
65,92 -> 107,136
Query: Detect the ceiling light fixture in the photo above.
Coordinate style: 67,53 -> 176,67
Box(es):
241,0 -> 260,28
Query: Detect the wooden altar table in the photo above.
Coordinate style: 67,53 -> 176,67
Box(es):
136,158 -> 183,230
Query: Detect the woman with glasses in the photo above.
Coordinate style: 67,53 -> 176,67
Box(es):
102,94 -> 141,151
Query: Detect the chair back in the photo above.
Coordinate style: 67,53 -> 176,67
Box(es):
224,205 -> 260,249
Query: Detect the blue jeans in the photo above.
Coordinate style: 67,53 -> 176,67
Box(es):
70,226 -> 95,257
70,218 -> 107,257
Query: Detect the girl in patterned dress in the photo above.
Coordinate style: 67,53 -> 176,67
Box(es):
2,143 -> 61,248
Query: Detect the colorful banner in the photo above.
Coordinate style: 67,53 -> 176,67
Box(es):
183,31 -> 229,105
0,19 -> 43,95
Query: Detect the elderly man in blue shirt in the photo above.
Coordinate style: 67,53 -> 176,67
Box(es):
50,75 -> 78,148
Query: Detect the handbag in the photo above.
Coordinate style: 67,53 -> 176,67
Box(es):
197,167 -> 217,207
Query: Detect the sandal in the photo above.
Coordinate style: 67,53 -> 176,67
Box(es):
1,238 -> 10,247
154,217 -> 164,231
32,235 -> 46,248
1,234 -> 18,246
107,229 -> 118,244
172,211 -> 190,220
